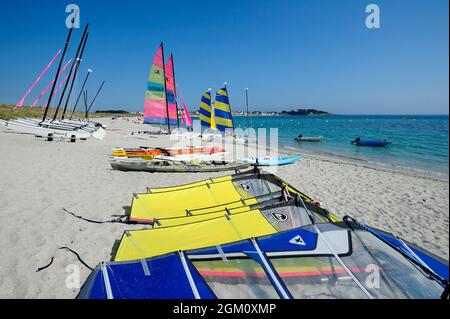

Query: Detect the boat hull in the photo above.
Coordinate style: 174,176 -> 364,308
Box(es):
243,155 -> 301,166
110,158 -> 250,172
355,140 -> 390,147
295,137 -> 323,142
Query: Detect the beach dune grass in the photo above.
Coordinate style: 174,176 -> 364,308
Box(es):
0,104 -> 122,120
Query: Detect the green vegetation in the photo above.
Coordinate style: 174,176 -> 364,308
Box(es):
0,104 -> 111,120
280,108 -> 331,116
95,109 -> 129,114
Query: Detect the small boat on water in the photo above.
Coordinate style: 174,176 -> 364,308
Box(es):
242,154 -> 301,166
295,135 -> 323,142
351,137 -> 390,147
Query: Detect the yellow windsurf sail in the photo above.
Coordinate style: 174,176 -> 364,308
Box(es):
115,208 -> 277,261
130,179 -> 245,223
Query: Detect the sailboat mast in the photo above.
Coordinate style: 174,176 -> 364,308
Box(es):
160,42 -> 171,134
224,82 -> 235,130
41,18 -> 76,124
69,69 -> 92,119
245,88 -> 249,130
85,80 -> 106,120
61,28 -> 89,120
52,24 -> 88,121
171,54 -> 180,128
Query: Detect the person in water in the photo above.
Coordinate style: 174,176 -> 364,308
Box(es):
351,137 -> 361,144
297,134 -> 303,140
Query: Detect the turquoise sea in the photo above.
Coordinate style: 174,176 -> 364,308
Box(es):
232,115 -> 449,178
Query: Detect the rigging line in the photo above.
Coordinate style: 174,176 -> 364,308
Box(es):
62,208 -> 129,224
297,195 -> 375,299
36,246 -> 93,272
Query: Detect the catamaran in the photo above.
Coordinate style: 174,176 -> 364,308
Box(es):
142,42 -> 193,136
4,22 -> 106,140
198,86 -> 246,143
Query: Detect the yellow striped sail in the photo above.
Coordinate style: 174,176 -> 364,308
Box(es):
214,87 -> 234,131
198,91 -> 212,129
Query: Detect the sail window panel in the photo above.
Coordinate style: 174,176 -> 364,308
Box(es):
232,177 -> 281,199
261,205 -> 314,231
269,256 -> 369,299
192,258 -> 280,299
340,230 -> 444,299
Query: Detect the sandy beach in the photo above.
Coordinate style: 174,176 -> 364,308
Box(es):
0,117 -> 448,298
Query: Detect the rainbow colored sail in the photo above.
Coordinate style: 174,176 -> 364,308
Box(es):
199,91 -> 213,129
144,43 -> 173,125
214,87 -> 234,132
164,54 -> 178,125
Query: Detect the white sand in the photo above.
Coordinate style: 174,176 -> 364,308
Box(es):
0,117 -> 448,298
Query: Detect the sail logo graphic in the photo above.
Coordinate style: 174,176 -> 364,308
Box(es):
239,183 -> 252,191
271,212 -> 288,222
289,235 -> 306,246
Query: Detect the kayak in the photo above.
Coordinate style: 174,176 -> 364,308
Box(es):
295,136 -> 323,142
113,146 -> 225,158
354,140 -> 390,147
110,157 -> 250,172
242,155 -> 301,166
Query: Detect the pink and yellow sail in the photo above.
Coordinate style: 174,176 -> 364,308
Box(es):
143,43 -> 176,125
164,54 -> 178,125
176,84 -> 193,127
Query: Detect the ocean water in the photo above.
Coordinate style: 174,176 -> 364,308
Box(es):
232,115 -> 449,177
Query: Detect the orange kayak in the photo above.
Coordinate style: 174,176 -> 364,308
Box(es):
113,146 -> 225,158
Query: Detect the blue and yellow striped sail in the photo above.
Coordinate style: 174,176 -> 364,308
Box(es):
199,92 -> 212,129
214,87 -> 234,132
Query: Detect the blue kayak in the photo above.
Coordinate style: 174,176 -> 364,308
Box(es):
242,154 -> 301,166
353,139 -> 390,147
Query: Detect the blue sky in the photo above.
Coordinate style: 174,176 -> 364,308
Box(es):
0,0 -> 448,114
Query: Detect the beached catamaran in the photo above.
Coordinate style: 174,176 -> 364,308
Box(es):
198,85 -> 245,143
3,19 -> 106,140
143,42 -> 194,134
